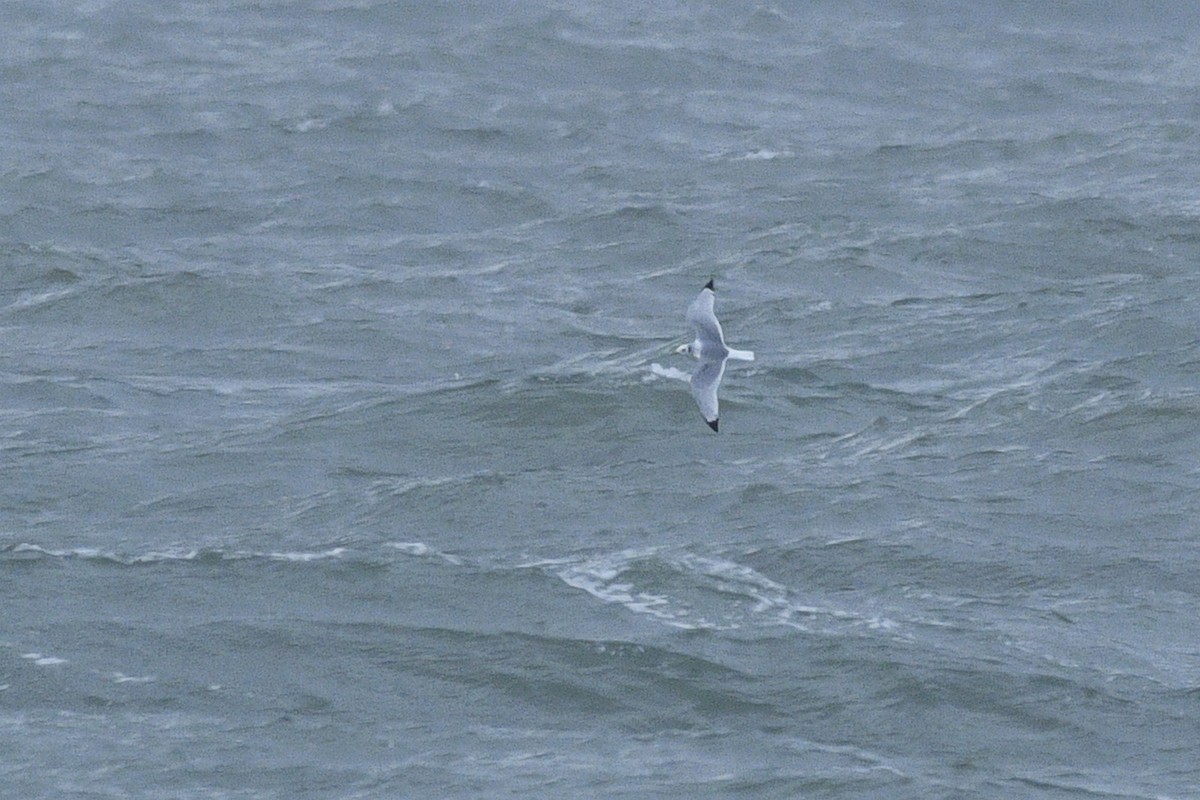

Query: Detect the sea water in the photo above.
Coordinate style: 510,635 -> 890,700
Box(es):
3,2 -> 1200,797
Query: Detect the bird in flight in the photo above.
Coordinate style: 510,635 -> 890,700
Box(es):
673,280 -> 755,432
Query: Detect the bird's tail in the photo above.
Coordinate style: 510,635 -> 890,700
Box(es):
726,348 -> 755,361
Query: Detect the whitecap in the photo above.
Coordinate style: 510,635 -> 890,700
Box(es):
558,562 -> 697,627
387,542 -> 464,565
649,362 -> 691,382
554,549 -> 725,630
111,672 -> 156,684
128,550 -> 201,564
22,653 -> 67,666
3,544 -> 203,565
735,148 -> 793,161
4,543 -> 358,565
266,547 -> 347,562
549,547 -> 904,636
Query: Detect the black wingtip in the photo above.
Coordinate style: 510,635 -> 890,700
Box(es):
703,279 -> 715,291
706,418 -> 719,432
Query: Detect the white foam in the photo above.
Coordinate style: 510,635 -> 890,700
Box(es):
550,548 -> 904,636
5,544 -> 201,564
387,542 -> 463,565
735,148 -> 792,161
22,653 -> 67,666
266,547 -> 347,562
558,565 -> 692,626
291,118 -> 327,133
4,543 -> 351,564
554,549 -> 723,630
649,363 -> 691,382
129,550 -> 200,563
10,543 -> 100,559
111,672 -> 155,684
677,553 -> 792,616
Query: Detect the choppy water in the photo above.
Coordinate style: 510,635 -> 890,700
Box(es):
4,2 -> 1200,798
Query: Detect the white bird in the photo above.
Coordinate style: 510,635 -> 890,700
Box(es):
673,280 -> 754,432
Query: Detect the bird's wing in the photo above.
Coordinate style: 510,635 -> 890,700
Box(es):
690,356 -> 727,432
686,284 -> 726,349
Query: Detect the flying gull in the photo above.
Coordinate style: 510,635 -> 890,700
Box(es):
672,279 -> 754,432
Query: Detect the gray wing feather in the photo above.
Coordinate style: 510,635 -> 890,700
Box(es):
686,287 -> 726,350
690,356 -> 727,425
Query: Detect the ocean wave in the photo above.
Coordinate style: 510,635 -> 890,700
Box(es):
386,541 -> 464,565
548,547 -> 900,635
0,542 -> 351,566
0,541 -> 480,569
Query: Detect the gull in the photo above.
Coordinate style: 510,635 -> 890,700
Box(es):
672,279 -> 754,432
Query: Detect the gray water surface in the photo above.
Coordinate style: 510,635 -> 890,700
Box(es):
3,2 -> 1200,798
